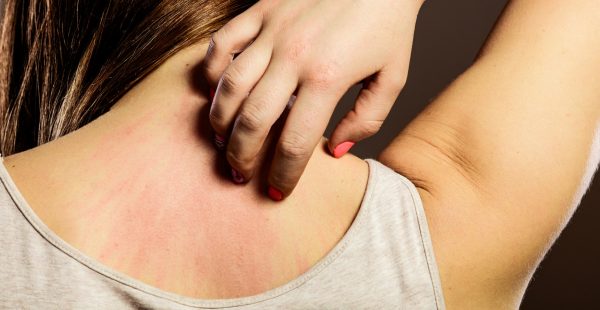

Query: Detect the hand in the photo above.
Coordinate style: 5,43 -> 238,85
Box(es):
204,0 -> 423,200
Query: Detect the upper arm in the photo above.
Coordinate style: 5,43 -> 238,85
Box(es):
379,0 -> 600,308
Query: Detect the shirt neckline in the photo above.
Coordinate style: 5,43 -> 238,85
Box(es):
0,156 -> 378,308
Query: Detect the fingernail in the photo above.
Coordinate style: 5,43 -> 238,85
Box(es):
286,95 -> 297,109
333,141 -> 355,158
231,168 -> 245,184
268,186 -> 284,202
214,134 -> 226,150
210,88 -> 216,102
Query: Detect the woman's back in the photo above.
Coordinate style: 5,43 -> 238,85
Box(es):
3,0 -> 600,308
0,44 -> 444,307
1,43 -> 360,296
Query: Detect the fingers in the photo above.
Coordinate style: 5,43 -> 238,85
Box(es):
203,5 -> 263,87
267,87 -> 342,200
209,38 -> 273,138
225,62 -> 299,183
328,70 -> 406,158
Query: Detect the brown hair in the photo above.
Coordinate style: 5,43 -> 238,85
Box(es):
0,0 -> 255,156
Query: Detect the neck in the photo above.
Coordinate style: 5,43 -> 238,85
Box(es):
3,43 -> 368,298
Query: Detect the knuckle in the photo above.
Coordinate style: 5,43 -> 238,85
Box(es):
208,33 -> 218,50
210,24 -> 236,54
236,105 -> 265,133
304,62 -> 340,90
226,149 -> 248,169
208,109 -> 223,128
203,61 -> 217,80
226,148 -> 258,173
269,173 -> 294,193
205,37 -> 216,60
361,120 -> 384,136
219,70 -> 243,96
203,47 -> 218,76
211,28 -> 228,48
279,36 -> 311,63
278,133 -> 311,161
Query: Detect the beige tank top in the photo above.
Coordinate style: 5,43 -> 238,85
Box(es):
0,157 -> 445,309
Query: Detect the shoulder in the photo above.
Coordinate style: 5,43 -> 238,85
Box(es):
377,135 -> 525,310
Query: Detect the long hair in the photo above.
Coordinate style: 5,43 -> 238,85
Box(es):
0,0 -> 255,155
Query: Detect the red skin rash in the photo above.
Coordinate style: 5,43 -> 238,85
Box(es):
8,47 -> 366,300
70,103 -> 284,298
294,252 -> 312,276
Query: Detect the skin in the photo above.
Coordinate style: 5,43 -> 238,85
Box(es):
3,0 -> 600,307
204,0 -> 424,199
3,44 -> 369,298
379,0 -> 600,308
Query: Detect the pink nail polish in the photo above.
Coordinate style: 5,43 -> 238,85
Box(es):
333,141 -> 355,158
268,186 -> 284,201
231,168 -> 245,184
214,134 -> 226,150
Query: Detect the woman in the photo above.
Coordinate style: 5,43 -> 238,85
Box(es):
1,0 -> 599,309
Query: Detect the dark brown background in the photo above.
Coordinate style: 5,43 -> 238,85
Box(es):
1,0 -> 595,307
326,0 -> 599,308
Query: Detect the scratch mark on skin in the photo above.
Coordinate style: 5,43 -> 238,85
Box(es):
72,98 -> 281,297
294,251 -> 311,275
50,90 -> 358,298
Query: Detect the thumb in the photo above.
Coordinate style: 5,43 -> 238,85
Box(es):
328,70 -> 406,158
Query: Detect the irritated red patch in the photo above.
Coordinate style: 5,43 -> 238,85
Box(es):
95,160 -> 280,297
76,103 -> 282,298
